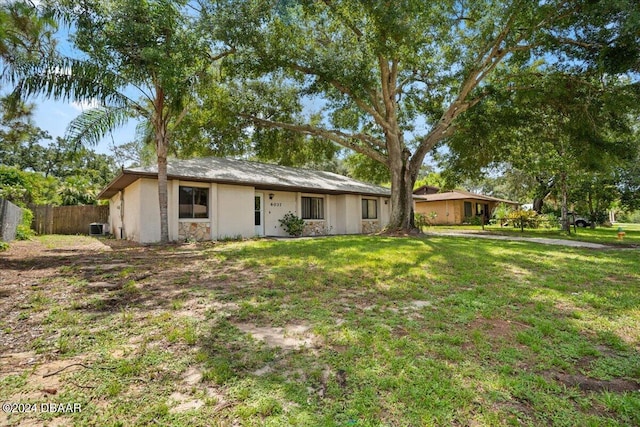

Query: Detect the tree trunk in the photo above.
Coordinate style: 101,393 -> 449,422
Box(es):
387,171 -> 416,232
587,190 -> 596,229
156,136 -> 169,243
560,172 -> 569,233
385,146 -> 420,233
533,177 -> 554,213
532,198 -> 545,214
153,88 -> 170,243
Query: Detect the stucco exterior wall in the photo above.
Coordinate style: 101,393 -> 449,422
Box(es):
112,177 -> 392,242
264,191 -> 298,237
108,193 -> 123,239
217,184 -> 254,239
333,194 -> 360,234
137,179 -> 162,243
334,195 -> 347,234
122,179 -> 142,241
380,197 -> 390,226
326,195 -> 337,235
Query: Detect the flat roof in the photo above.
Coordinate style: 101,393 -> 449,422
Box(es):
99,157 -> 391,199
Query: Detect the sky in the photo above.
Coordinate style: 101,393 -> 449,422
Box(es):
31,97 -> 139,156
13,16 -> 140,157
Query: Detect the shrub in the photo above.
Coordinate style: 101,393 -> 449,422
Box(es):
0,241 -> 9,252
16,208 -> 34,240
588,210 -> 609,226
414,213 -> 428,229
415,212 -> 437,229
463,215 -> 482,226
617,210 -> 640,223
427,211 -> 438,224
492,203 -> 513,227
279,212 -> 305,237
537,213 -> 558,229
508,209 -> 538,230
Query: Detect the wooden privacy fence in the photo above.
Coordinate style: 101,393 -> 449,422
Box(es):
31,205 -> 109,235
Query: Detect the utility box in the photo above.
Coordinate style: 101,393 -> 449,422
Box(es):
89,222 -> 104,236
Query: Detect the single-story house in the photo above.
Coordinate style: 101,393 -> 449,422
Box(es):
98,157 -> 391,243
413,189 -> 519,225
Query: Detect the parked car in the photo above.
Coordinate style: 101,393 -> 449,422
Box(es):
567,212 -> 591,227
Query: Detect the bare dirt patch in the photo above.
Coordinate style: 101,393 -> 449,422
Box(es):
168,391 -> 204,414
235,323 -> 315,349
1,242 -> 206,373
552,372 -> 640,393
181,366 -> 203,386
467,317 -> 530,342
1,352 -> 89,399
1,237 -> 248,424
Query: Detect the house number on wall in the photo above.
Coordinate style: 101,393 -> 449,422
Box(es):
270,202 -> 282,207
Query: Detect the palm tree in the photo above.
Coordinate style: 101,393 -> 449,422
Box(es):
0,1 -> 54,74
13,0 -> 231,242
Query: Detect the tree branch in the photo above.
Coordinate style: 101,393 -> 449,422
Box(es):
165,104 -> 190,143
288,62 -> 390,130
320,0 -> 363,40
553,37 -> 601,50
208,46 -> 237,62
241,113 -> 388,165
411,11 -> 523,169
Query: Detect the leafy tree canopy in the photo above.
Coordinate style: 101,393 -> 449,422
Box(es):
204,0 -> 640,232
0,164 -> 59,206
0,95 -> 117,205
0,0 -> 55,78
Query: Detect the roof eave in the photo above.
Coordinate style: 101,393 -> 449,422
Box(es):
98,169 -> 391,199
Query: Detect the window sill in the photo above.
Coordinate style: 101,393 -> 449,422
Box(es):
178,218 -> 210,222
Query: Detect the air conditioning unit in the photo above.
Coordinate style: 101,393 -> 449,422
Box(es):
89,222 -> 109,236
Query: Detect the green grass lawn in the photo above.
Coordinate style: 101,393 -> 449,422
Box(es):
1,235 -> 639,426
426,223 -> 640,247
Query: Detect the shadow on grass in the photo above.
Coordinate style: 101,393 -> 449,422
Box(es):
189,236 -> 640,424
3,235 -> 639,425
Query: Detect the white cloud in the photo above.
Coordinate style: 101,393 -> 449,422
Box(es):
71,99 -> 101,111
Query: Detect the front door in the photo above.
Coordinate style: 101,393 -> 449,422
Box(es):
254,193 -> 264,236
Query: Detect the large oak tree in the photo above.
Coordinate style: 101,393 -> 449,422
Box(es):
206,0 -> 639,232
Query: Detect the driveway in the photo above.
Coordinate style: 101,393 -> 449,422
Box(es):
423,230 -> 614,249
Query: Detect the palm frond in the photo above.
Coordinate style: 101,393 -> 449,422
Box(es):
135,120 -> 155,147
10,56 -> 130,107
66,105 -> 132,147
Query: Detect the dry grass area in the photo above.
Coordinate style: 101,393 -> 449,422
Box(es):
1,235 -> 639,426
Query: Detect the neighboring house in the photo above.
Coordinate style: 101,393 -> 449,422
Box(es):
98,157 -> 391,243
414,189 -> 519,225
412,185 -> 440,196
